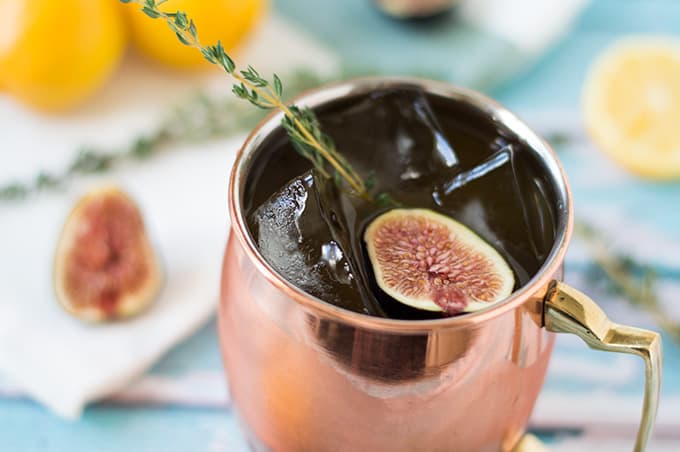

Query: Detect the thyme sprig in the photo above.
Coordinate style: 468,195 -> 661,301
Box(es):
0,71 -> 325,202
576,221 -> 680,343
121,0 -> 382,203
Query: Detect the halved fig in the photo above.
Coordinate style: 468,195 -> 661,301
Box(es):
364,209 -> 514,315
54,186 -> 162,322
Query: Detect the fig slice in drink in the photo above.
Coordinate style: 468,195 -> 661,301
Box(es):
364,208 -> 514,315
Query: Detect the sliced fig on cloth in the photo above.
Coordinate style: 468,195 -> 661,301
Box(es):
364,209 -> 514,315
54,186 -> 162,322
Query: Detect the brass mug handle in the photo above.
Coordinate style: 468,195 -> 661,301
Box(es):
542,281 -> 663,452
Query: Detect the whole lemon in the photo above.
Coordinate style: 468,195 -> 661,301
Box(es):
126,0 -> 266,69
0,0 -> 127,112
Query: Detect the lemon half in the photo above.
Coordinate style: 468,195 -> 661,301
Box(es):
583,37 -> 680,179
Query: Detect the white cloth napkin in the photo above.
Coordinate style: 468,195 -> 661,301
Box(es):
0,15 -> 336,419
0,140 -> 236,419
459,0 -> 588,56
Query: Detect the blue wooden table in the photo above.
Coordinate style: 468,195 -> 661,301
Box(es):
3,1 -> 680,450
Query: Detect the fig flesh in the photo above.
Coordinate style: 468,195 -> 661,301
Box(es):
54,186 -> 162,322
364,209 -> 514,315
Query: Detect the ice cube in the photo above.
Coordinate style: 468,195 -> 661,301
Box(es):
432,144 -> 555,281
433,145 -> 512,200
249,171 -> 368,312
321,88 -> 459,190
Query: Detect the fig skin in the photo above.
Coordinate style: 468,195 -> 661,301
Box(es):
53,186 -> 162,323
375,0 -> 459,18
364,209 -> 514,315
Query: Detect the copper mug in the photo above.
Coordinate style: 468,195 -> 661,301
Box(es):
219,77 -> 661,451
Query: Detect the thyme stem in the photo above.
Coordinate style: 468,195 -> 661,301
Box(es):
122,0 -> 370,198
576,221 -> 680,343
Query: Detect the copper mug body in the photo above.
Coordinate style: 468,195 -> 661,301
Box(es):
219,78 -> 661,452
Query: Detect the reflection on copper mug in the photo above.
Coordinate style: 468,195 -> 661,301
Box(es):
219,78 -> 661,452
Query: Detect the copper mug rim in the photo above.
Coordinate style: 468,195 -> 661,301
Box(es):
228,76 -> 574,332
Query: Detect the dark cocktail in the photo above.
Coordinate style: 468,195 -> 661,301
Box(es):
245,85 -> 557,320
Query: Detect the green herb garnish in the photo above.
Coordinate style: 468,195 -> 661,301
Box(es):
576,221 -> 680,343
120,0 -> 392,205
